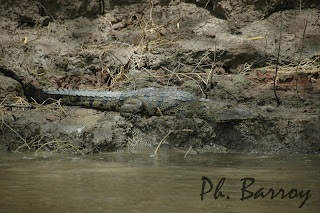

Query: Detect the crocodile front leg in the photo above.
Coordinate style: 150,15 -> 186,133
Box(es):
120,98 -> 144,117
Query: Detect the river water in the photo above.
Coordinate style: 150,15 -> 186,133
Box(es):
0,150 -> 319,213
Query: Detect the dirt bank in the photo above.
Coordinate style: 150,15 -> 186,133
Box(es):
0,0 -> 319,154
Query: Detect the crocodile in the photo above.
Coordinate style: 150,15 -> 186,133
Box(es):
42,87 -> 258,122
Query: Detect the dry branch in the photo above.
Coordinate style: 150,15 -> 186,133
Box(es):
153,129 -> 193,155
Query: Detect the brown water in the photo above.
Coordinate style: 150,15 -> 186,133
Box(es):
0,150 -> 319,213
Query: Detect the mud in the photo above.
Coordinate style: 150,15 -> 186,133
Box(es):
0,0 -> 319,154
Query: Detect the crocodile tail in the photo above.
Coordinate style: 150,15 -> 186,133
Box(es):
42,89 -> 106,97
41,89 -> 117,110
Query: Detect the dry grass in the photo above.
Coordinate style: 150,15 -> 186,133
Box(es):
263,57 -> 320,75
0,96 -> 84,155
82,3 -> 182,88
30,97 -> 67,116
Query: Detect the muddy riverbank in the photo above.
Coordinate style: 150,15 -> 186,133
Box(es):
0,0 -> 319,154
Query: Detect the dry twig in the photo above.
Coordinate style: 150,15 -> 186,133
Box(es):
294,19 -> 308,99
184,146 -> 200,158
274,13 -> 282,106
153,129 -> 193,155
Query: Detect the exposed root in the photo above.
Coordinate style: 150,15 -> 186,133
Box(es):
35,140 -> 84,155
31,97 -> 67,116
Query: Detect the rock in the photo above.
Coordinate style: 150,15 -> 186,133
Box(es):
0,75 -> 25,101
45,114 -> 56,122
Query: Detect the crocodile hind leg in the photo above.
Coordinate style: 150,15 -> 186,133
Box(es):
120,98 -> 144,117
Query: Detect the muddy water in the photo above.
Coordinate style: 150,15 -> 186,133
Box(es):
0,151 -> 319,213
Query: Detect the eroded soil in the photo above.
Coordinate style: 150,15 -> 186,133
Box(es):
0,0 -> 319,154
